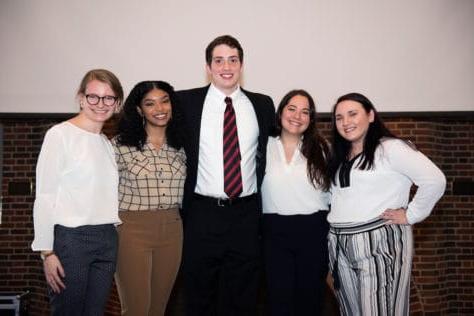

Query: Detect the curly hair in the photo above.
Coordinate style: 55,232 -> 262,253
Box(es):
273,89 -> 330,191
115,81 -> 183,150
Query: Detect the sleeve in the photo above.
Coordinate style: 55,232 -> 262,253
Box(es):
266,95 -> 276,133
111,138 -> 125,173
385,139 -> 446,224
31,127 -> 66,251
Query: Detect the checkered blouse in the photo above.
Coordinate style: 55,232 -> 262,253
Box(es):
113,140 -> 186,211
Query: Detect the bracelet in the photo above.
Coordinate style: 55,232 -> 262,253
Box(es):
40,251 -> 55,261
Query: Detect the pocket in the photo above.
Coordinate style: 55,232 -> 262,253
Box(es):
164,215 -> 183,239
166,214 -> 182,225
52,225 -> 74,259
169,154 -> 186,177
127,152 -> 154,177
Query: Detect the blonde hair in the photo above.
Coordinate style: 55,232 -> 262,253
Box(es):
77,69 -> 124,104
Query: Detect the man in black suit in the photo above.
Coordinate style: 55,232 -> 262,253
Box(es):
177,35 -> 275,316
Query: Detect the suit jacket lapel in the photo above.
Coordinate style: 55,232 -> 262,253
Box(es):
241,89 -> 268,176
241,88 -> 264,140
190,86 -> 210,159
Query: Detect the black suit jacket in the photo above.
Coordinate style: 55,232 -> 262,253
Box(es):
176,85 -> 275,214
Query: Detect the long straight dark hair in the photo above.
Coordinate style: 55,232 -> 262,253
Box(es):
328,93 -> 397,183
274,89 -> 330,191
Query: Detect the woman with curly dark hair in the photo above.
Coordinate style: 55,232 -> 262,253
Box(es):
113,81 -> 186,316
261,89 -> 331,315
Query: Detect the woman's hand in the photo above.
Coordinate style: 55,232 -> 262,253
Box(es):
43,254 -> 66,293
381,208 -> 409,225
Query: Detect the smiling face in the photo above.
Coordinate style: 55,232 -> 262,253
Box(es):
280,94 -> 311,138
137,88 -> 172,128
206,44 -> 242,95
79,79 -> 117,123
334,100 -> 374,153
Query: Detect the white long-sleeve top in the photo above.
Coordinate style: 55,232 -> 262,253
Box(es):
328,138 -> 446,225
262,137 -> 330,215
31,122 -> 120,251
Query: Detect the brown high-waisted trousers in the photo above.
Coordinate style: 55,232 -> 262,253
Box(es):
115,209 -> 183,316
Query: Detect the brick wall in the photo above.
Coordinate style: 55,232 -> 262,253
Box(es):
0,113 -> 473,315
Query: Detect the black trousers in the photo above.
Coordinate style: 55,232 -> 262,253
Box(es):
50,224 -> 118,316
183,195 -> 260,316
263,212 -> 329,316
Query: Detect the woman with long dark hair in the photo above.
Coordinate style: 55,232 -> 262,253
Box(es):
327,92 -> 446,315
261,89 -> 330,315
113,81 -> 185,315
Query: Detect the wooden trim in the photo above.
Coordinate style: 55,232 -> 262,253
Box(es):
317,111 -> 474,120
1,111 -> 473,120
0,113 -> 75,120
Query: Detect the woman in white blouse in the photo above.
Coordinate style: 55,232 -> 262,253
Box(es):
31,69 -> 123,315
327,93 -> 446,315
261,90 -> 331,315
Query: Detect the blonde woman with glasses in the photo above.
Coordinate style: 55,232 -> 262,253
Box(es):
32,69 -> 123,315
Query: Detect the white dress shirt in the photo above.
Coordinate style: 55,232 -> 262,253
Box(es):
262,137 -> 330,215
328,138 -> 446,225
195,84 -> 259,198
31,122 -> 120,251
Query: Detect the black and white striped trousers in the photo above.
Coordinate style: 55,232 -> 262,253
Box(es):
328,218 -> 413,316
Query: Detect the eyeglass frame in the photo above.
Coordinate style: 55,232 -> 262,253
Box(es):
85,94 -> 118,106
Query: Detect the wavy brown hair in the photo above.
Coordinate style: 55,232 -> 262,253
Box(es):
274,89 -> 330,191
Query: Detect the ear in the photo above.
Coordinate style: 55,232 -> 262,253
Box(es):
136,106 -> 143,116
369,109 -> 375,123
206,63 -> 213,75
77,94 -> 85,109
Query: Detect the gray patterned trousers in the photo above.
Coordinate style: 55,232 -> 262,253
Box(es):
50,224 -> 118,316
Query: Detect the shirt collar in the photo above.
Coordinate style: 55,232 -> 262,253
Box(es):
208,83 -> 242,102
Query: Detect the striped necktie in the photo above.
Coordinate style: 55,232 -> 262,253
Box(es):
223,97 -> 243,199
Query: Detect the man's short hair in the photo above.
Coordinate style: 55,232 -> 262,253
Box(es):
205,35 -> 244,66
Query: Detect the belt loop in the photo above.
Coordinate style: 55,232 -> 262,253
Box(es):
193,193 -> 255,207
217,198 -> 227,207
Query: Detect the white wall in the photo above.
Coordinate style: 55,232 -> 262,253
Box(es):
1,0 -> 473,113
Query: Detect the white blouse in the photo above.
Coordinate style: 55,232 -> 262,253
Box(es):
328,138 -> 446,225
31,122 -> 120,251
262,137 -> 330,215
